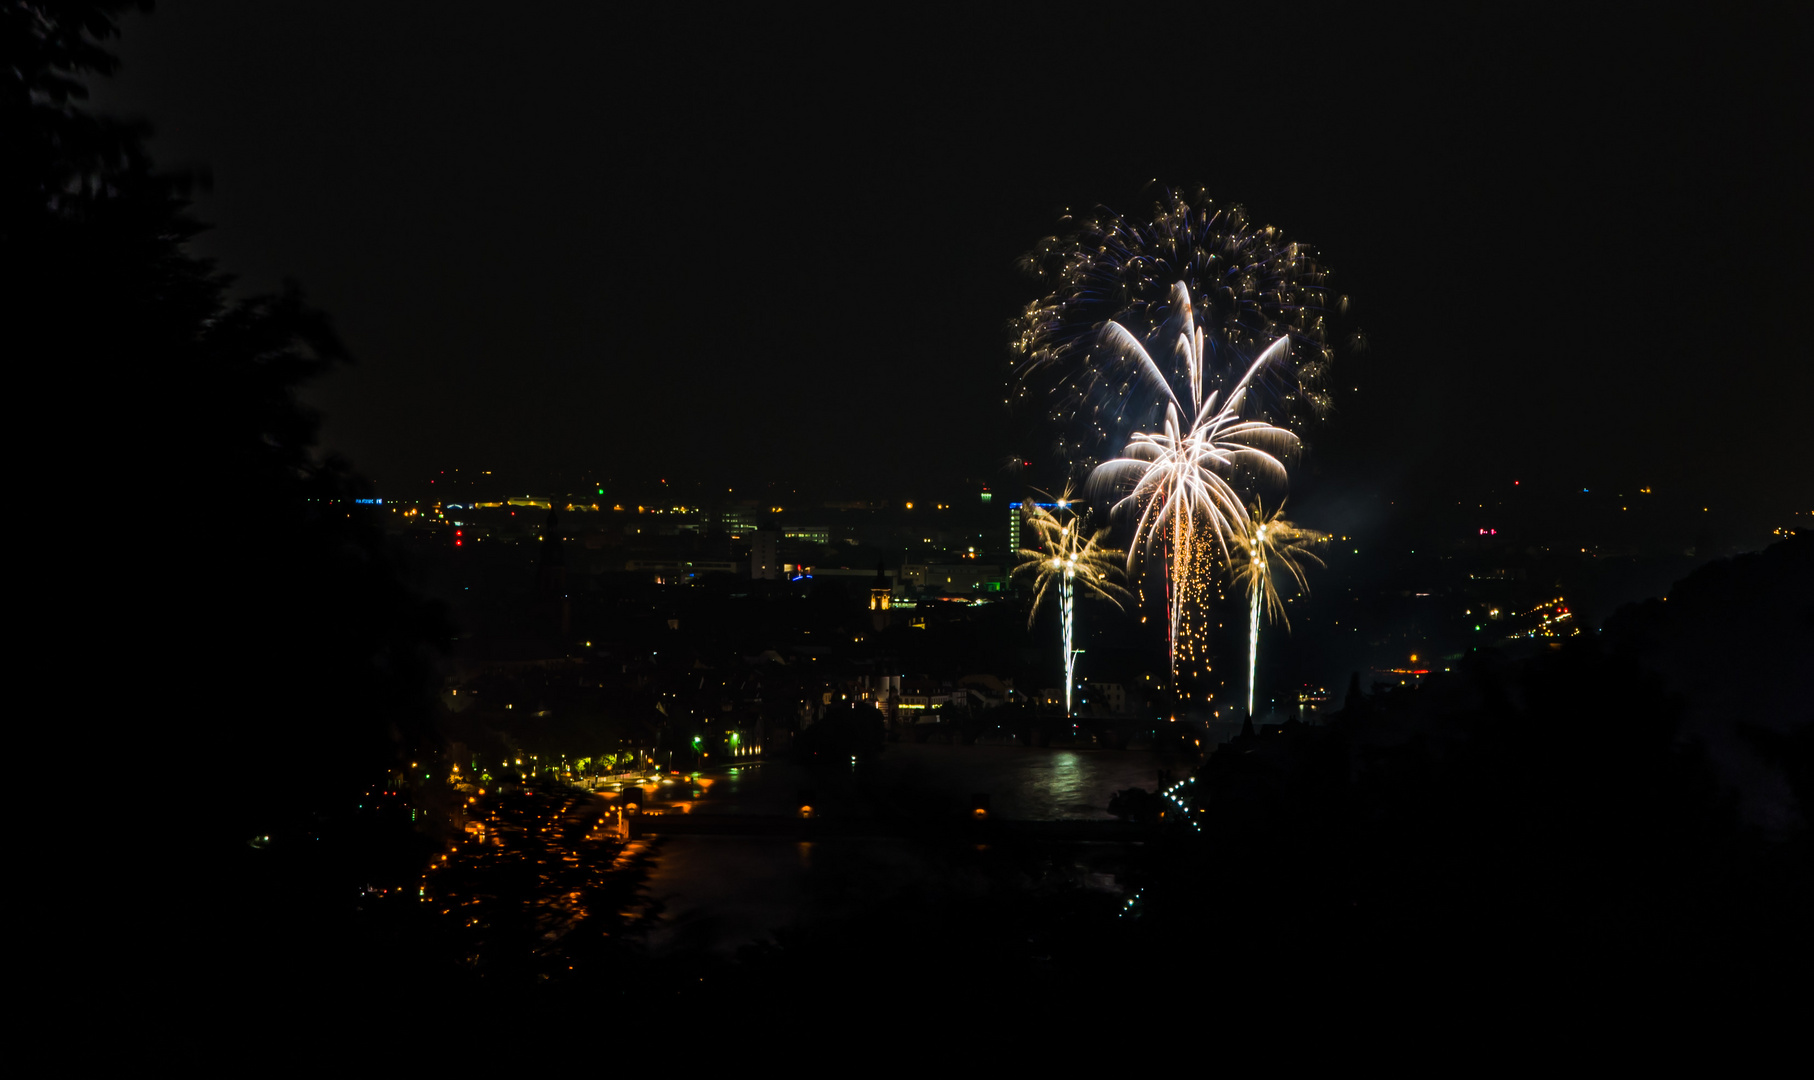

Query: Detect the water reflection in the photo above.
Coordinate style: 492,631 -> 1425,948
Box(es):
639,745 -> 1159,954
641,744 -> 1162,821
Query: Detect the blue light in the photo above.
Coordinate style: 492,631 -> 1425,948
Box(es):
356,498 -> 382,505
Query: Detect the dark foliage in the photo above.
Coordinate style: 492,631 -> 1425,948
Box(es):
1107,785 -> 1161,822
1138,538 -> 1812,1000
793,700 -> 886,758
8,2 -> 451,1001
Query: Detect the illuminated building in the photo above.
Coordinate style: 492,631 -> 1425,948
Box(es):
716,505 -> 759,537
781,524 -> 831,546
1008,500 -> 1060,561
869,560 -> 893,611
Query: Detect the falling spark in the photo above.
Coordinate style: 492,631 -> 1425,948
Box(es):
1090,283 -> 1300,686
1012,187 -> 1356,475
1013,490 -> 1131,717
1228,502 -> 1328,718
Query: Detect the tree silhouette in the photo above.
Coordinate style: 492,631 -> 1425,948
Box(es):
8,3 -> 449,915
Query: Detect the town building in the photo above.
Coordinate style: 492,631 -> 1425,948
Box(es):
751,530 -> 781,580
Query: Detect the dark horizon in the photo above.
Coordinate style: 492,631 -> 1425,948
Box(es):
91,4 -> 1810,525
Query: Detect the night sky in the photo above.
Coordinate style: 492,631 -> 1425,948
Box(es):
94,5 -> 1810,521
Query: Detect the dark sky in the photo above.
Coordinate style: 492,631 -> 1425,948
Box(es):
94,4 -> 1810,519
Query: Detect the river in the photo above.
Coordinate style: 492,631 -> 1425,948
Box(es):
631,744 -> 1165,953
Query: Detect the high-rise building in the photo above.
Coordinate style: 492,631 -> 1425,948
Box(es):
751,530 -> 781,580
1009,499 -> 1060,556
717,505 -> 759,536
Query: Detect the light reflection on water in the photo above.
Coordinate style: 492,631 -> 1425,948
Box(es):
639,745 -> 1160,953
646,744 -> 1164,821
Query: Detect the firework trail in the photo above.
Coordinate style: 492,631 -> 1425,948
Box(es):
1013,187 -> 1353,474
1089,284 -> 1300,690
1012,490 -> 1130,717
1228,502 -> 1328,718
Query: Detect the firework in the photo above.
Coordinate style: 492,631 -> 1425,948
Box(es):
1012,491 -> 1131,717
1013,188 -> 1351,473
1228,502 -> 1328,718
1089,284 -> 1301,687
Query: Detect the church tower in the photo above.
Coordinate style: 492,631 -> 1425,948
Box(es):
868,559 -> 892,611
869,559 -> 894,632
